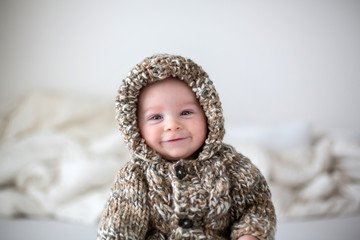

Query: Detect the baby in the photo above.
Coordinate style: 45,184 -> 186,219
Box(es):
97,54 -> 276,240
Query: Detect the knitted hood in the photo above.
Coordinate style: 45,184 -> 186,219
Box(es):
115,54 -> 225,163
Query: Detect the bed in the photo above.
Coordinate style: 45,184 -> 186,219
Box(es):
1,215 -> 360,240
1,92 -> 359,239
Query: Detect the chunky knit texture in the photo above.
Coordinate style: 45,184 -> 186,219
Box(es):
97,54 -> 276,239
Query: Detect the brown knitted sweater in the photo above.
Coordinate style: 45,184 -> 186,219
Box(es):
97,54 -> 276,239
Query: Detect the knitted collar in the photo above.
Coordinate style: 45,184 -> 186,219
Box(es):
115,54 -> 225,163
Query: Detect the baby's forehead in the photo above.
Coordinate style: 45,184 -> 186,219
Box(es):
137,78 -> 201,106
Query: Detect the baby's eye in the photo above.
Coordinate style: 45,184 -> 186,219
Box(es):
181,111 -> 192,116
150,115 -> 162,120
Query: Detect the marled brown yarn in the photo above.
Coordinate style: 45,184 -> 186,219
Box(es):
97,54 -> 276,240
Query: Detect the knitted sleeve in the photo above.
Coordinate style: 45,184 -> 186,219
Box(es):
229,153 -> 276,240
97,162 -> 149,240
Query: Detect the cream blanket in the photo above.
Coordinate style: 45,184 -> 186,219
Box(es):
0,92 -> 359,224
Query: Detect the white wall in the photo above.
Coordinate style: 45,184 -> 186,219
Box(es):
1,0 -> 359,135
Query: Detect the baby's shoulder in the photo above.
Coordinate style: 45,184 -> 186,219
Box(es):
221,143 -> 260,176
221,143 -> 252,165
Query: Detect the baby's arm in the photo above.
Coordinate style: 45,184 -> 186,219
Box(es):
229,154 -> 276,240
97,163 -> 149,240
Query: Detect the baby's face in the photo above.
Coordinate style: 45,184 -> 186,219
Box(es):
137,78 -> 207,161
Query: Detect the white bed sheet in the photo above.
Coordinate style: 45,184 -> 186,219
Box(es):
1,215 -> 359,240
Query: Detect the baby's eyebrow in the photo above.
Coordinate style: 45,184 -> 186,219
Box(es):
141,106 -> 162,115
140,100 -> 200,113
181,102 -> 201,108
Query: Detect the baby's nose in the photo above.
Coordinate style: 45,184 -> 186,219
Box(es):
164,118 -> 182,131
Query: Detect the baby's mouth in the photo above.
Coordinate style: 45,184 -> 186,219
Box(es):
163,137 -> 188,143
